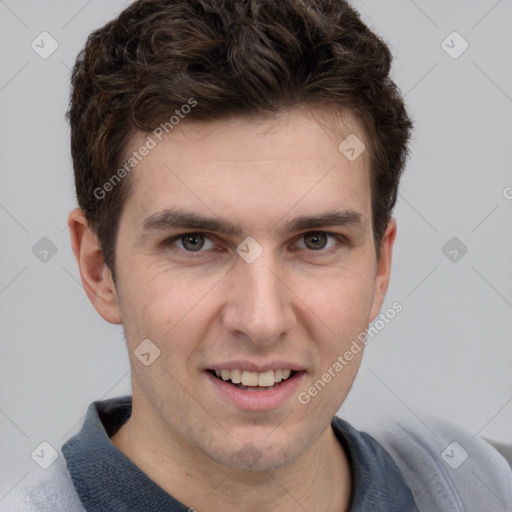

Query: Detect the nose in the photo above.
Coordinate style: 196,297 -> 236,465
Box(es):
220,256 -> 296,346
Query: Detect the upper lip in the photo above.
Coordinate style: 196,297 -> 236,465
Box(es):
207,361 -> 305,372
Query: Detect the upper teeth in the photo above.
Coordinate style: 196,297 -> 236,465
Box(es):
215,369 -> 292,387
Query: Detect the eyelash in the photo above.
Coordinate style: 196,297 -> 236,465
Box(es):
163,231 -> 349,257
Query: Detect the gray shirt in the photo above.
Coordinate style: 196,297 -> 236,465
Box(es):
2,395 -> 512,511
61,396 -> 417,511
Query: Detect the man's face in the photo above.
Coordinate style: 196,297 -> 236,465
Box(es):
108,107 -> 392,470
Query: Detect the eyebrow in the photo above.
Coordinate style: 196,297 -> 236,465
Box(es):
281,210 -> 364,233
142,208 -> 364,236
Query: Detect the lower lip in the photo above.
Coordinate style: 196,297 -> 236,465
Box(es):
205,371 -> 305,411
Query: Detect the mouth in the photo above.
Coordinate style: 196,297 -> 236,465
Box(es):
208,368 -> 298,391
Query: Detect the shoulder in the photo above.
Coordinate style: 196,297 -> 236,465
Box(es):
0,454 -> 85,512
366,416 -> 512,511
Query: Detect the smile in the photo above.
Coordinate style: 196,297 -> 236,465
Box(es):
206,363 -> 305,409
210,369 -> 295,390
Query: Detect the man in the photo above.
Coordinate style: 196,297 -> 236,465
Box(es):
3,0 -> 512,510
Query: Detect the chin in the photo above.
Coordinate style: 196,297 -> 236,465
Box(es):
204,436 -> 303,472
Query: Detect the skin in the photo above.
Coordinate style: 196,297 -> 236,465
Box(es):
69,106 -> 396,512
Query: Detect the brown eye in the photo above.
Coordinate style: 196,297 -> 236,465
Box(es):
181,233 -> 205,251
303,232 -> 328,250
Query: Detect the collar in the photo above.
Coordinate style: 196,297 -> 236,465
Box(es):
62,395 -> 416,511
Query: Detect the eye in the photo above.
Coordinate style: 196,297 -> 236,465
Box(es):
169,233 -> 215,252
296,232 -> 344,251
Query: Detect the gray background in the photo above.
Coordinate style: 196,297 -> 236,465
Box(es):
1,0 -> 511,501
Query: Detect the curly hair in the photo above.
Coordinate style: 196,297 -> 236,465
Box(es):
67,0 -> 412,275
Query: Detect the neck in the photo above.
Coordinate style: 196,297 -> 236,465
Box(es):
111,398 -> 352,512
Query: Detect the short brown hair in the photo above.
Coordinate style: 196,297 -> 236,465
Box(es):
67,0 -> 412,275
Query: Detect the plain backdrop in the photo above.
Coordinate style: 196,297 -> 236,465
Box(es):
1,0 -> 511,500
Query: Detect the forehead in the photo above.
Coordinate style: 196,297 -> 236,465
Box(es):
120,107 -> 372,229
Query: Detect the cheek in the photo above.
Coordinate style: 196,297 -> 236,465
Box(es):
116,265 -> 219,355
301,266 -> 375,339
301,277 -> 371,406
297,271 -> 374,401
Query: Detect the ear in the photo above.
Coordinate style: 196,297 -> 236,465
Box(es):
368,218 -> 397,323
68,208 -> 122,324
